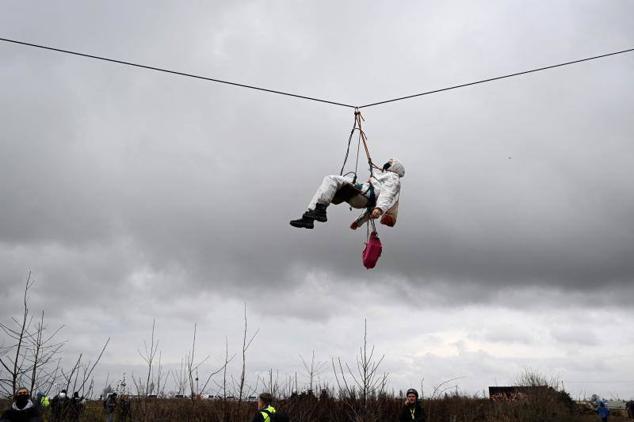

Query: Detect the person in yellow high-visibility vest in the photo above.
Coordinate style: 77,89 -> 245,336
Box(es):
36,391 -> 50,409
251,392 -> 276,422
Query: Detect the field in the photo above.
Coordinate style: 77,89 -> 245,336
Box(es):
4,391 -> 631,422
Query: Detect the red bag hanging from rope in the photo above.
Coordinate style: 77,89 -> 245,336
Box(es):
362,231 -> 382,269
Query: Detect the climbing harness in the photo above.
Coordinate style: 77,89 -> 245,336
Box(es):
339,109 -> 381,183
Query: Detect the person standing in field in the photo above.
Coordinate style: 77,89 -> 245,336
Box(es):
103,392 -> 117,422
399,388 -> 426,422
34,392 -> 49,413
50,390 -> 69,422
118,395 -> 131,421
251,393 -> 276,422
0,387 -> 43,422
626,400 -> 634,418
67,392 -> 84,422
596,401 -> 610,422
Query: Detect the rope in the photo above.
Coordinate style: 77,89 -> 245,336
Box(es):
355,110 -> 379,177
0,37 -> 356,109
358,47 -> 634,108
1,36 -> 632,109
359,117 -> 372,175
339,110 -> 378,181
339,115 -> 360,176
354,130 -> 362,182
366,216 -> 377,240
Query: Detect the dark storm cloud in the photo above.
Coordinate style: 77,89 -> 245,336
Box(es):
1,0 -> 634,318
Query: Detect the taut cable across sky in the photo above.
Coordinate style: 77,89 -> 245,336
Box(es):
1,36 -> 633,109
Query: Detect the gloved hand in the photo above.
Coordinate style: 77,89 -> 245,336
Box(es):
370,208 -> 383,219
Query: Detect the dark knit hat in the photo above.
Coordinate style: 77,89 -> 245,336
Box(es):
406,388 -> 419,398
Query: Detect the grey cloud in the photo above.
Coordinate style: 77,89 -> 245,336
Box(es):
2,2 -> 633,305
550,327 -> 599,347
1,0 -> 634,399
475,326 -> 536,345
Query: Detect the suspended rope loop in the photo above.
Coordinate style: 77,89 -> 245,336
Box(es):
340,107 -> 370,183
339,110 -> 360,178
354,129 -> 362,183
340,109 -> 379,186
354,110 -> 376,178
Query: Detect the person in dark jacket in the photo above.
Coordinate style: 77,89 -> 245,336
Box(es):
0,387 -> 43,422
67,392 -> 84,422
626,400 -> 634,418
50,390 -> 69,422
104,393 -> 118,422
596,401 -> 610,422
251,393 -> 276,422
399,388 -> 425,422
117,395 -> 131,422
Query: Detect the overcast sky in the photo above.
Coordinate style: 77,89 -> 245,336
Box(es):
1,0 -> 633,399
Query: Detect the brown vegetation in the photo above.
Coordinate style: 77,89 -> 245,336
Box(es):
1,388 -> 603,422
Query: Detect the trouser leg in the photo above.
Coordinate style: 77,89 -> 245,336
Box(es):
307,175 -> 352,210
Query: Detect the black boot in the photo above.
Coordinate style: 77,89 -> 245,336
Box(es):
304,203 -> 328,222
290,215 -> 314,229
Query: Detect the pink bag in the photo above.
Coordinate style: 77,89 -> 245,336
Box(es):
362,231 -> 383,269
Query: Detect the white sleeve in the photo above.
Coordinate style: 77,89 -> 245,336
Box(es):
375,173 -> 400,213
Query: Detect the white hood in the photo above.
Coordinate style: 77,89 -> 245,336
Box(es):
385,158 -> 405,177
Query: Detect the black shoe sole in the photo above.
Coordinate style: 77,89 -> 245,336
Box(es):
303,212 -> 327,223
290,220 -> 314,229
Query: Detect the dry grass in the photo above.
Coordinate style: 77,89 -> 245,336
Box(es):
1,389 -> 604,422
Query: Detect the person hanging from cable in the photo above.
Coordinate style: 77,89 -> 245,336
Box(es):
290,158 -> 405,230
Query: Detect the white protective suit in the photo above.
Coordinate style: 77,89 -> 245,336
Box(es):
307,158 -> 405,214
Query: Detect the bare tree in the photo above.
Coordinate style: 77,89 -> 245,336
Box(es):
61,353 -> 82,394
425,376 -> 464,421
220,337 -> 233,400
186,323 -> 211,399
172,357 -> 188,396
155,352 -> 170,397
199,349 -> 233,397
262,368 -> 281,398
332,319 -> 389,415
0,271 -> 35,395
133,319 -> 161,396
300,349 -> 326,393
61,338 -> 110,396
42,358 -> 62,396
0,272 -> 65,396
237,303 -> 258,403
78,338 -> 110,396
29,311 -> 64,394
208,336 -> 237,422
